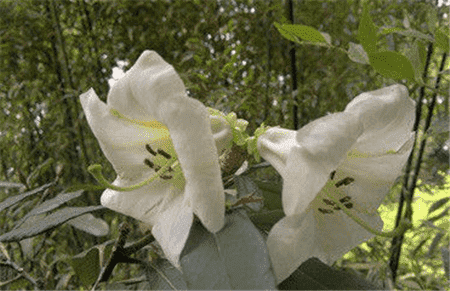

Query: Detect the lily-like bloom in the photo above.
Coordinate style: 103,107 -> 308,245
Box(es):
257,84 -> 415,283
80,50 -> 232,266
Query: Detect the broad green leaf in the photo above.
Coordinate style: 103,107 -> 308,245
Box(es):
358,3 -> 377,54
278,257 -> 380,290
249,210 -> 284,232
347,42 -> 370,64
234,175 -> 263,211
405,40 -> 425,83
140,258 -> 188,290
0,206 -> 104,242
380,28 -> 434,42
274,22 -> 328,44
428,197 -> 450,214
254,180 -> 283,210
368,51 -> 415,81
435,27 -> 449,52
0,183 -> 53,213
71,241 -> 114,286
71,247 -> 101,286
180,210 -> 276,289
13,190 -> 84,229
67,213 -> 109,237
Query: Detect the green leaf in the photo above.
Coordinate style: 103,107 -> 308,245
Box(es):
368,51 -> 415,81
140,258 -> 187,290
249,210 -> 284,232
435,27 -> 449,52
0,206 -> 104,242
274,22 -> 328,44
0,183 -> 53,213
428,197 -> 450,214
347,42 -> 370,64
180,210 -> 276,289
405,40 -> 425,83
254,180 -> 283,211
67,213 -> 109,237
358,3 -> 377,54
71,241 -> 114,286
278,257 -> 380,290
0,181 -> 24,188
13,190 -> 84,229
234,175 -> 263,211
380,28 -> 434,42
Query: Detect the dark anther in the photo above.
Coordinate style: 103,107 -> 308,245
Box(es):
154,166 -> 161,172
333,206 -> 341,210
318,208 -> 333,214
339,196 -> 351,203
344,202 -> 353,209
322,199 -> 335,206
159,175 -> 173,180
144,159 -> 154,168
330,171 -> 336,180
157,149 -> 172,159
145,144 -> 157,156
335,177 -> 355,188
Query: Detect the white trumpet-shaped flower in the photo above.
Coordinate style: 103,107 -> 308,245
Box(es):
80,50 -> 232,266
257,84 -> 415,283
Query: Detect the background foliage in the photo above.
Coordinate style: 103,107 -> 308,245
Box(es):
0,0 -> 448,289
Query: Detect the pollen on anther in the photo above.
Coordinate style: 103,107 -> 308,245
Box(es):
144,159 -> 155,168
145,144 -> 157,156
160,175 -> 173,180
318,208 -> 333,214
339,196 -> 351,203
322,199 -> 335,206
344,202 -> 353,209
157,149 -> 172,159
330,171 -> 336,180
335,177 -> 355,188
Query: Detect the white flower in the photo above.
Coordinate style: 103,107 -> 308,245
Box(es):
80,50 -> 232,266
257,84 -> 415,283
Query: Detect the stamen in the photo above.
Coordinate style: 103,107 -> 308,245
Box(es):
87,156 -> 179,192
344,202 -> 353,209
333,206 -> 341,210
159,175 -> 173,180
154,166 -> 161,172
157,149 -> 172,159
322,199 -> 335,206
144,159 -> 155,168
145,144 -> 157,156
318,208 -> 333,214
330,171 -> 336,180
322,187 -> 413,238
339,196 -> 351,203
335,177 -> 355,188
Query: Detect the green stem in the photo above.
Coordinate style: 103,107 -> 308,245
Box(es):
324,190 -> 412,238
88,158 -> 178,192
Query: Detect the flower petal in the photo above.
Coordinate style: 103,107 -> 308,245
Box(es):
97,51 -> 225,233
345,84 -> 415,154
339,140 -> 413,214
267,207 -> 382,283
283,113 -> 363,216
257,127 -> 297,177
80,88 -> 158,182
